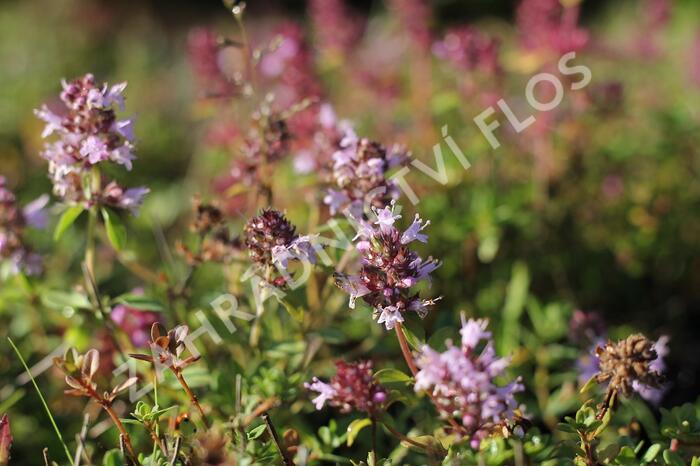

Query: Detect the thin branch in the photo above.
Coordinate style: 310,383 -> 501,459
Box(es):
262,412 -> 294,466
174,370 -> 210,429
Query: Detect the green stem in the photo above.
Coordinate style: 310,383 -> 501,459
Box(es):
85,167 -> 101,279
8,338 -> 76,466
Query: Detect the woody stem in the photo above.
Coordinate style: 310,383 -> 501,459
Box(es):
102,403 -> 141,466
174,369 -> 210,428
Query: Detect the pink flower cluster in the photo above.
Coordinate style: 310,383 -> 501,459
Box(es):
308,0 -> 364,58
306,360 -> 387,415
415,316 -> 523,448
34,74 -> 148,214
335,204 -> 440,330
324,128 -> 407,218
516,0 -> 589,56
433,26 -> 501,74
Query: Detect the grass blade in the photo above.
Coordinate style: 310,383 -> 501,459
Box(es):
7,338 -> 75,466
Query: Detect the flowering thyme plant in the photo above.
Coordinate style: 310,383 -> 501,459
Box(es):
2,1 -> 700,465
35,74 -> 148,214
415,316 -> 523,448
335,203 -> 440,330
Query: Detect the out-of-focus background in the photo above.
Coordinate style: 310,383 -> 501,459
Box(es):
1,0 -> 700,463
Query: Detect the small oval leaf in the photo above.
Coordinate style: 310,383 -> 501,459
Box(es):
54,206 -> 84,241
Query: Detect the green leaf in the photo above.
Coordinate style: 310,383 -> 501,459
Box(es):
101,208 -> 127,251
54,206 -> 84,241
374,368 -> 412,384
663,449 -> 685,466
500,261 -> 529,354
642,444 -> 661,463
102,449 -> 122,466
41,289 -> 92,310
579,375 -> 597,394
278,298 -> 304,323
401,325 -> 424,352
347,418 -> 372,447
247,424 -> 267,440
113,294 -> 165,312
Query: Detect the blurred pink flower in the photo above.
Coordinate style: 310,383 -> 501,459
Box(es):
691,30 -> 700,88
111,292 -> 161,347
516,0 -> 589,56
187,27 -> 235,97
601,175 -> 624,200
387,0 -> 432,51
433,26 -> 500,74
309,0 -> 364,58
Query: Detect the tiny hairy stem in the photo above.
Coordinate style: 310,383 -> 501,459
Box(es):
380,420 -> 436,455
174,369 -> 210,428
371,417 -> 378,460
85,166 -> 101,279
103,403 -> 141,465
394,323 -> 419,376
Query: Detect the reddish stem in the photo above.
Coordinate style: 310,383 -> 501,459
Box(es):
394,323 -> 464,434
394,323 -> 419,376
174,369 -> 210,428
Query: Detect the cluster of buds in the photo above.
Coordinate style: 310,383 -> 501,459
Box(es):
0,177 -> 47,276
243,209 -> 317,287
594,334 -> 666,404
335,204 -> 440,330
516,0 -> 589,56
306,360 -> 387,415
176,197 -> 242,265
433,26 -> 501,75
414,316 -> 524,449
35,74 -> 148,214
324,128 -> 408,219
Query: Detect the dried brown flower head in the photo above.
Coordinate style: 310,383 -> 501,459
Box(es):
594,334 -> 663,398
193,430 -> 236,466
176,197 -> 242,265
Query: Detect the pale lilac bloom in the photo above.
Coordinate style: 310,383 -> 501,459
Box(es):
415,316 -> 523,447
35,74 -> 145,214
306,378 -> 337,410
22,195 -> 49,229
35,105 -> 64,138
116,187 -> 150,215
335,204 -> 440,329
401,214 -> 430,244
376,305 -> 404,330
633,335 -> 670,404
324,127 -> 407,218
271,235 -> 318,269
